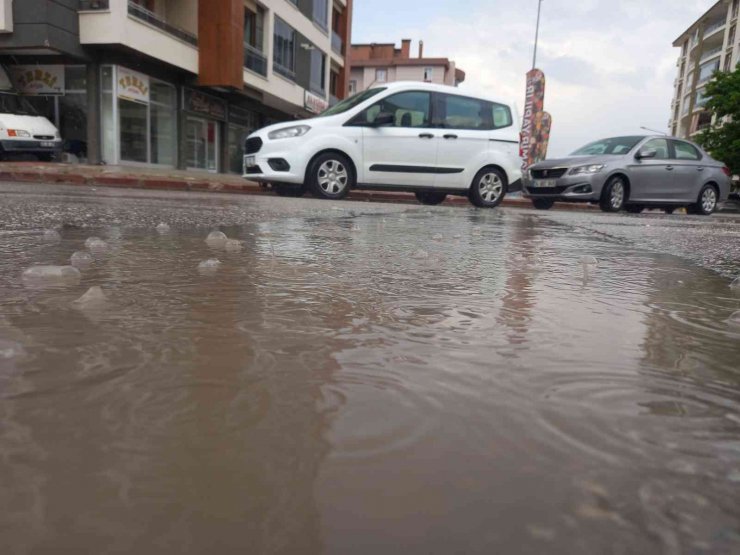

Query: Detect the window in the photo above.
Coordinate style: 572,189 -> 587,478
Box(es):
642,138 -> 670,160
375,68 -> 387,83
673,141 -> 702,160
437,94 -> 512,130
310,49 -> 326,95
313,0 -> 328,30
149,81 -> 176,165
330,71 -> 339,97
698,59 -> 720,83
348,80 -> 357,95
131,0 -> 154,11
273,17 -> 296,79
423,67 -> 433,82
355,91 -> 431,127
244,6 -> 265,51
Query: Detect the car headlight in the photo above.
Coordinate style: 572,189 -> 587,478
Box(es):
7,129 -> 31,138
569,164 -> 605,175
268,125 -> 311,140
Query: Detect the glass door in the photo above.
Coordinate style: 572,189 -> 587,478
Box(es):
186,117 -> 218,172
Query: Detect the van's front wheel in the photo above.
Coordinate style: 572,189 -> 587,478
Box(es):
469,167 -> 506,208
307,152 -> 354,200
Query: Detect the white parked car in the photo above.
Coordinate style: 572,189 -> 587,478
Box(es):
243,82 -> 522,208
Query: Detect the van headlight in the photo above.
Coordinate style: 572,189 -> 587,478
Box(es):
7,129 -> 31,138
268,125 -> 311,140
569,164 -> 605,175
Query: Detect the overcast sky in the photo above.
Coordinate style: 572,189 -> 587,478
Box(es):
352,0 -> 715,156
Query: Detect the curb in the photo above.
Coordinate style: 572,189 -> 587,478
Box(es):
0,167 -> 608,213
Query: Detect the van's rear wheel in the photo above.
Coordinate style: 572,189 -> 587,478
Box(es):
415,191 -> 447,205
469,167 -> 506,208
307,152 -> 354,200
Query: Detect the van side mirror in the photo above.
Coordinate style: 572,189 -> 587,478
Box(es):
372,112 -> 395,127
636,148 -> 657,160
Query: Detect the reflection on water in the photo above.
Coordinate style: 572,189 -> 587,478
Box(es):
0,192 -> 739,554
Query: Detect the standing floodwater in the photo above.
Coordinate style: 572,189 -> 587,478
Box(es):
0,183 -> 739,554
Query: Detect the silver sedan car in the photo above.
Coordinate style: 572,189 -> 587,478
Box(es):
523,135 -> 732,215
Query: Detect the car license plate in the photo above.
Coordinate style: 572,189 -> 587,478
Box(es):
40,141 -> 55,148
244,155 -> 256,167
532,179 -> 556,188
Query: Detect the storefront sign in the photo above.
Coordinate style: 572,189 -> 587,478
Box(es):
520,68 -> 546,170
185,89 -> 227,121
9,65 -> 65,96
117,67 -> 150,104
305,90 -> 328,115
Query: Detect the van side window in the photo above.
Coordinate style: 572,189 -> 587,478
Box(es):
357,91 -> 431,128
438,94 -> 512,130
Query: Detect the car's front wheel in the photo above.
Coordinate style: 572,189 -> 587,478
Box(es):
599,176 -> 627,212
307,152 -> 355,200
469,167 -> 506,208
691,184 -> 718,216
531,198 -> 555,210
415,191 -> 447,205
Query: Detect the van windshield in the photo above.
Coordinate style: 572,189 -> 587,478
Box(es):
0,93 -> 39,116
317,88 -> 387,117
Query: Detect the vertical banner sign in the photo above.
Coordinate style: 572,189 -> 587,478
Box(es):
520,68 -> 546,170
531,111 -> 552,165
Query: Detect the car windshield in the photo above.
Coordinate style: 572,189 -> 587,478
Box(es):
0,93 -> 39,116
570,136 -> 645,156
317,87 -> 387,117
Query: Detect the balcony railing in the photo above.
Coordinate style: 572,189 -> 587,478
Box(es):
79,0 -> 109,9
700,45 -> 723,61
244,44 -> 267,77
128,1 -> 197,47
331,31 -> 344,55
273,61 -> 296,81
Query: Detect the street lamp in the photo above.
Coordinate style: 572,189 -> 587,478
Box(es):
640,126 -> 668,135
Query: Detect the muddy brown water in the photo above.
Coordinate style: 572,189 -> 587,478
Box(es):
1,188 -> 739,554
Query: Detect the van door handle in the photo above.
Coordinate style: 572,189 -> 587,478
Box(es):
418,133 -> 434,139
443,134 -> 458,140
665,165 -> 674,171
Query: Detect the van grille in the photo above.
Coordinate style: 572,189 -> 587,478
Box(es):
34,135 -> 55,141
245,137 -> 263,154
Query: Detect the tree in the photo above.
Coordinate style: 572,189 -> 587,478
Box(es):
695,68 -> 740,176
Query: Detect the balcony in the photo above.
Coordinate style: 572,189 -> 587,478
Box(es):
699,45 -> 723,62
79,0 -> 109,9
244,44 -> 267,77
128,1 -> 197,46
331,31 -> 343,55
703,19 -> 726,39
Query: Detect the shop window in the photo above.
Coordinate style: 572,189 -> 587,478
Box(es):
150,81 -> 176,166
101,66 -> 116,164
120,99 -> 148,163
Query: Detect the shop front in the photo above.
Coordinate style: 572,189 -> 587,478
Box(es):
183,88 -> 227,173
102,65 -> 177,168
9,65 -> 88,161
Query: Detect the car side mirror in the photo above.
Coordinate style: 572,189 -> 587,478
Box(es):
636,148 -> 657,160
372,112 -> 395,127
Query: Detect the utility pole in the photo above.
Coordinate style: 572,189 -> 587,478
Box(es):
532,0 -> 543,70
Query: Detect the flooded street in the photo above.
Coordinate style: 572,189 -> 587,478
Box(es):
1,182 -> 739,554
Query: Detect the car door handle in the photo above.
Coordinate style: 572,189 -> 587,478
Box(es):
443,134 -> 458,140
665,165 -> 674,171
418,133 -> 434,139
697,166 -> 705,171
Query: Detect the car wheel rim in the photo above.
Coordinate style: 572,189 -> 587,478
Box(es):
702,188 -> 716,213
478,173 -> 503,203
318,160 -> 348,195
610,181 -> 624,208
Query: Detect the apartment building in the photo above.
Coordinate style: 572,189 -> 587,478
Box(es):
0,0 -> 352,174
348,39 -> 465,94
670,0 -> 739,139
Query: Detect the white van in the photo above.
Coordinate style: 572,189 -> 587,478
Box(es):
243,82 -> 522,208
0,66 -> 62,162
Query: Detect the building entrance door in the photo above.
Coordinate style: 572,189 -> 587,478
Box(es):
186,117 -> 219,172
